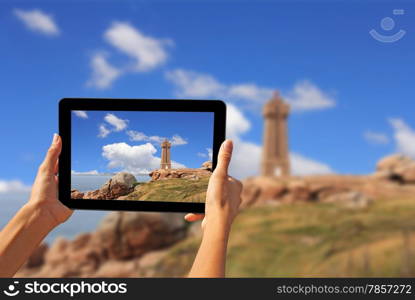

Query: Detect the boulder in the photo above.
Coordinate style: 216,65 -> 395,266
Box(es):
322,191 -> 372,209
376,154 -> 411,172
201,161 -> 212,171
44,237 -> 70,267
71,190 -> 84,199
96,212 -> 187,259
17,211 -> 189,277
99,172 -> 137,199
137,249 -> 169,277
83,189 -> 103,200
284,180 -> 310,202
83,172 -> 137,200
241,176 -> 287,207
92,259 -> 140,278
25,243 -> 48,268
241,175 -> 377,206
376,154 -> 415,184
401,166 -> 415,183
149,168 -> 211,181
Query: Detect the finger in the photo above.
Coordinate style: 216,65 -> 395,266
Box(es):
54,159 -> 59,175
201,218 -> 206,230
184,213 -> 204,222
229,177 -> 243,189
214,139 -> 233,177
39,134 -> 62,175
184,213 -> 205,222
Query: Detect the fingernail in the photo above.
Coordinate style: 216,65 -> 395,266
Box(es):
52,133 -> 59,145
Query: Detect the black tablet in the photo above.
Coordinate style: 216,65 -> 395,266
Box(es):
59,98 -> 226,213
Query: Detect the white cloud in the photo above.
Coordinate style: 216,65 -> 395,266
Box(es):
71,170 -> 99,175
104,113 -> 128,131
228,138 -> 262,178
87,22 -> 172,89
290,153 -> 333,175
364,130 -> 389,145
87,53 -> 121,90
165,69 -> 225,98
102,142 -> 185,174
226,103 -> 251,138
165,69 -> 273,103
225,104 -> 333,179
127,130 -> 148,142
207,148 -> 213,160
14,8 -> 60,36
171,135 -> 187,146
126,130 -> 187,146
284,80 -> 336,111
389,118 -> 415,158
197,148 -> 213,160
0,180 -> 31,194
104,22 -> 172,72
98,114 -> 128,138
228,84 -> 273,103
98,124 -> 110,138
73,111 -> 88,119
165,69 -> 336,112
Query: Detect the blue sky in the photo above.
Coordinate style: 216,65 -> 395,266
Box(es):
1,0 -> 415,195
71,110 -> 214,174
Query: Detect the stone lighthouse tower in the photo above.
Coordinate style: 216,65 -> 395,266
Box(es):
261,91 -> 291,177
160,139 -> 172,169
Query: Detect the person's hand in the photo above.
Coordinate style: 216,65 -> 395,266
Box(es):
185,140 -> 242,232
27,134 -> 72,226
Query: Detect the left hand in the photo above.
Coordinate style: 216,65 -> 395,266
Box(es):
28,134 -> 73,226
184,140 -> 242,231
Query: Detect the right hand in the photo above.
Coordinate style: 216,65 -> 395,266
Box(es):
28,134 -> 73,227
185,139 -> 243,232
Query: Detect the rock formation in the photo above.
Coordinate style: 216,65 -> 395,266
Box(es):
149,161 -> 212,181
149,168 -> 211,181
96,212 -> 186,259
72,172 -> 137,200
19,153 -> 415,277
242,154 -> 415,208
375,154 -> 415,184
201,161 -> 212,171
16,212 -> 186,277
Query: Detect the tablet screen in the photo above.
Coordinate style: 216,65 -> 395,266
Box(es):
70,110 -> 214,203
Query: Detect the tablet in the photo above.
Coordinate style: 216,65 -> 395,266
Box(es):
59,98 -> 226,213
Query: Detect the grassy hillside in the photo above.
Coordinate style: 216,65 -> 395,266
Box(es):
151,195 -> 415,277
123,177 -> 209,203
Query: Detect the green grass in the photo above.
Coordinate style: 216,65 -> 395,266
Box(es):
151,196 -> 415,277
122,177 -> 209,203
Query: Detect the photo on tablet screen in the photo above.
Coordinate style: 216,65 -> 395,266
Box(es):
70,110 -> 214,203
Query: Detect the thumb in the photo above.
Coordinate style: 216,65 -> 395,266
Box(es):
39,134 -> 62,175
214,139 -> 233,177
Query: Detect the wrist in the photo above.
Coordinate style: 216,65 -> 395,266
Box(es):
23,202 -> 60,230
203,216 -> 232,239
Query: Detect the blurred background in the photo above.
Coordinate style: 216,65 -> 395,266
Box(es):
2,0 -> 415,277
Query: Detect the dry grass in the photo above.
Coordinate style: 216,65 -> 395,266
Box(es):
151,195 -> 415,277
122,177 -> 210,203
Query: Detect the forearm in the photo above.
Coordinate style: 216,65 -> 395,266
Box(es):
188,223 -> 230,278
0,203 -> 56,277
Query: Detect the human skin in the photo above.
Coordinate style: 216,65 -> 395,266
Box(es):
0,134 -> 72,277
0,136 -> 242,278
185,139 -> 243,278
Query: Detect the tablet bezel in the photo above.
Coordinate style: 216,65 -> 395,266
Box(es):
59,98 -> 226,213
